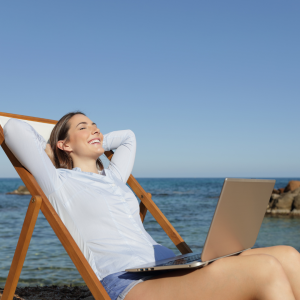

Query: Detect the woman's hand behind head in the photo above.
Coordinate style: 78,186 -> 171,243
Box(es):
45,143 -> 55,166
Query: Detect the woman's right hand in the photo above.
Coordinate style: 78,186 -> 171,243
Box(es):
45,144 -> 55,166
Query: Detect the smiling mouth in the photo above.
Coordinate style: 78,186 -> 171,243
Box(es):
88,139 -> 101,145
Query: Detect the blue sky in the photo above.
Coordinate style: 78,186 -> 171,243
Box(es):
0,1 -> 299,178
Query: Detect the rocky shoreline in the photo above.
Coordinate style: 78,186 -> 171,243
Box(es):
267,181 -> 300,216
6,185 -> 30,195
0,285 -> 94,300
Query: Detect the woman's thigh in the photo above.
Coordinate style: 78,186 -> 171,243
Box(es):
125,253 -> 295,300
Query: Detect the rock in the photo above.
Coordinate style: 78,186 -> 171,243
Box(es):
273,192 -> 295,210
6,185 -> 30,195
266,185 -> 300,216
270,208 -> 291,215
292,187 -> 300,195
293,194 -> 300,209
271,194 -> 281,200
268,193 -> 281,209
284,181 -> 300,193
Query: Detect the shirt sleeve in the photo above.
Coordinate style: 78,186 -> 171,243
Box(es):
102,130 -> 136,183
4,119 -> 60,196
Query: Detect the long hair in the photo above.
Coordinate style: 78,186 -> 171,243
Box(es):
49,111 -> 103,170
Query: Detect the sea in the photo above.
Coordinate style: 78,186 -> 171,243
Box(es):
1,177 -> 300,288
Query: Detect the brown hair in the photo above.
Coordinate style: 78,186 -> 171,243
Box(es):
49,111 -> 103,170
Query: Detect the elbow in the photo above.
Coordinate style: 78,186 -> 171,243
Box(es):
3,118 -> 21,138
4,119 -> 31,144
127,130 -> 136,147
3,119 -> 24,151
126,129 -> 136,140
127,129 -> 135,139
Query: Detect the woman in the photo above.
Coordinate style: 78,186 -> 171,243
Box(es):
4,111 -> 300,300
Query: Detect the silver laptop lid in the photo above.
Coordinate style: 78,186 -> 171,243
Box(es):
201,178 -> 275,262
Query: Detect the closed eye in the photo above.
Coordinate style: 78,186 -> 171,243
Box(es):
80,127 -> 86,130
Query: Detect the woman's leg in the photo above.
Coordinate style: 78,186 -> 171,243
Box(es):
125,253 -> 295,300
241,246 -> 300,299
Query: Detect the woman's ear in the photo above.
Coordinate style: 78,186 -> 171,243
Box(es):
57,140 -> 72,153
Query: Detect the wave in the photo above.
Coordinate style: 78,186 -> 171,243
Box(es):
151,191 -> 196,196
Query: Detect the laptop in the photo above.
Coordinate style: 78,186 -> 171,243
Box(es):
125,178 -> 275,272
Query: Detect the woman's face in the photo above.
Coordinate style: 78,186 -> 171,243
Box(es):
58,114 -> 104,160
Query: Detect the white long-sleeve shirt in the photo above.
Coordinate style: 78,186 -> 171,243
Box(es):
4,119 -> 175,280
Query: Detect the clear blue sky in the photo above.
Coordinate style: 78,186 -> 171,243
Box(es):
0,1 -> 299,178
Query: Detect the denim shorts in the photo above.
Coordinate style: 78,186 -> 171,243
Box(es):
100,271 -> 164,300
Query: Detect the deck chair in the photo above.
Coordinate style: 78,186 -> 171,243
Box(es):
0,112 -> 192,300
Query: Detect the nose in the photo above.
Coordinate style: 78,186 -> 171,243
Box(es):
93,127 -> 100,135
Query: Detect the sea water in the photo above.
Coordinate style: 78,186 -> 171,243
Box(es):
1,177 -> 300,287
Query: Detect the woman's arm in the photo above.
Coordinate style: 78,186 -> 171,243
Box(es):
102,130 -> 136,183
4,119 -> 60,196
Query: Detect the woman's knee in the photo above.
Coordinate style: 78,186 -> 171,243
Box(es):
210,254 -> 287,283
257,254 -> 286,277
254,254 -> 296,299
275,245 -> 300,259
240,254 -> 292,293
274,245 -> 300,268
200,254 -> 291,299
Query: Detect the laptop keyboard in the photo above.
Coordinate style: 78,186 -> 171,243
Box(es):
160,253 -> 201,266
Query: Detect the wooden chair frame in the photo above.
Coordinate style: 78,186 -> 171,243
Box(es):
0,112 -> 192,300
